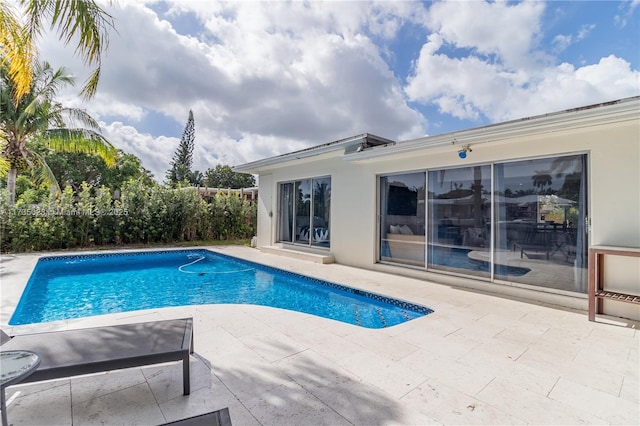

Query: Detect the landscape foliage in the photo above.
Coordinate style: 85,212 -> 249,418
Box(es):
0,179 -> 256,252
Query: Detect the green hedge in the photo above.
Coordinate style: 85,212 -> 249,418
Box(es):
0,180 -> 257,252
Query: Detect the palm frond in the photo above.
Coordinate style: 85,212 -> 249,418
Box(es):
29,149 -> 60,191
79,66 -> 101,100
60,107 -> 101,130
0,136 -> 10,176
0,3 -> 35,102
21,0 -> 115,100
43,128 -> 118,167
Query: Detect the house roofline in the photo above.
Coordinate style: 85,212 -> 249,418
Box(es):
344,96 -> 640,162
233,133 -> 394,173
234,96 -> 639,172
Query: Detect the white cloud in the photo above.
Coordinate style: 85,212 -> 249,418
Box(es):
50,0 -> 426,179
406,1 -> 640,123
615,0 -> 640,27
102,122 -> 178,181
424,0 -> 548,69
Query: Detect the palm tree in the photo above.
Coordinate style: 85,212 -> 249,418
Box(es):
0,0 -> 114,102
1,59 -> 117,204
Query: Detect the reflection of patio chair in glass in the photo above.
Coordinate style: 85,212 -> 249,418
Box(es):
515,224 -> 552,259
550,230 -> 577,262
462,227 -> 487,248
313,227 -> 329,242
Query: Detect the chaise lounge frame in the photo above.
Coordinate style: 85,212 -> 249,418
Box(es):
0,317 -> 194,395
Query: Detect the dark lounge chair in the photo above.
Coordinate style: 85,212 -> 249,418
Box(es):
0,317 -> 194,395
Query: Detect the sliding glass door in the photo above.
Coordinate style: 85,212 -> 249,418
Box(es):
278,176 -> 331,248
427,165 -> 491,278
494,155 -> 588,292
380,173 -> 426,266
379,154 -> 588,293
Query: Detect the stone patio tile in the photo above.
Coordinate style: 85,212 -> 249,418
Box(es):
69,369 -> 147,404
210,348 -> 295,402
282,325 -> 366,362
243,381 -> 351,426
548,377 -> 639,425
459,335 -> 529,362
238,331 -> 309,363
191,324 -> 252,362
71,382 -> 165,425
492,322 -> 550,346
274,349 -> 433,425
573,342 -> 638,377
556,356 -> 626,397
157,381 -> 239,424
477,376 -> 603,424
337,349 -> 428,399
620,376 -> 639,403
458,346 -> 561,397
401,377 -> 526,425
399,350 -> 495,396
142,357 -> 213,404
4,381 -> 72,426
204,306 -> 276,338
349,328 -> 421,361
395,326 -> 480,359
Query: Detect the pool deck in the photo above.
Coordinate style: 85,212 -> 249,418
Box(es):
1,245 -> 638,425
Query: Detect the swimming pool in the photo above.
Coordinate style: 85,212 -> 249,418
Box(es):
10,249 -> 432,328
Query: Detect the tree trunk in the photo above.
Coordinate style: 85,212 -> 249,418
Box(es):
7,167 -> 17,205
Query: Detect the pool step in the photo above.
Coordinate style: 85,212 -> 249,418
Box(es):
260,245 -> 335,264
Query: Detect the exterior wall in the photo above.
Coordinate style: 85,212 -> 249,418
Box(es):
253,111 -> 639,319
256,174 -> 273,247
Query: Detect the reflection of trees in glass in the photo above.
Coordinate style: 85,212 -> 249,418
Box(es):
532,170 -> 552,191
551,156 -> 582,203
296,180 -> 310,217
313,180 -> 330,220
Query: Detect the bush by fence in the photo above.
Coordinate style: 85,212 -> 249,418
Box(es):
0,180 -> 257,252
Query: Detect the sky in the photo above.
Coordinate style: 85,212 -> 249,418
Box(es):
34,0 -> 640,181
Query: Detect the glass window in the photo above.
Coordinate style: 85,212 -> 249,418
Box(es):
278,177 -> 331,248
380,173 -> 426,266
427,165 -> 491,277
294,180 -> 311,244
311,177 -> 331,248
278,183 -> 294,242
494,155 -> 588,292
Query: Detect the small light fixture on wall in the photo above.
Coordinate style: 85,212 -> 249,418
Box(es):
458,145 -> 472,159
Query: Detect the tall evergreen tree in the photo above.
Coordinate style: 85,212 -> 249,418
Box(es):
166,110 -> 195,186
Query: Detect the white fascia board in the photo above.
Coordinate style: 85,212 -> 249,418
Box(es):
343,97 -> 640,163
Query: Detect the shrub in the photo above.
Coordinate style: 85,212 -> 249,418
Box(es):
0,180 -> 257,252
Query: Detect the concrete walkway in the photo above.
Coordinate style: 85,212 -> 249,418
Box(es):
1,246 -> 638,425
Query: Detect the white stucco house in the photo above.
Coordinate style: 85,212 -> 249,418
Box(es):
234,97 -> 640,321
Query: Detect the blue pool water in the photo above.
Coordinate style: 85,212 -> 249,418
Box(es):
10,250 -> 432,328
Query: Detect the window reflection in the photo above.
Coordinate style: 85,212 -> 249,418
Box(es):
380,173 -> 425,266
378,154 -> 588,293
278,177 -> 331,248
427,165 -> 491,277
495,155 -> 588,292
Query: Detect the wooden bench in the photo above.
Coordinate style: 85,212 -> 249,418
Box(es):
588,246 -> 640,321
1,318 -> 194,395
